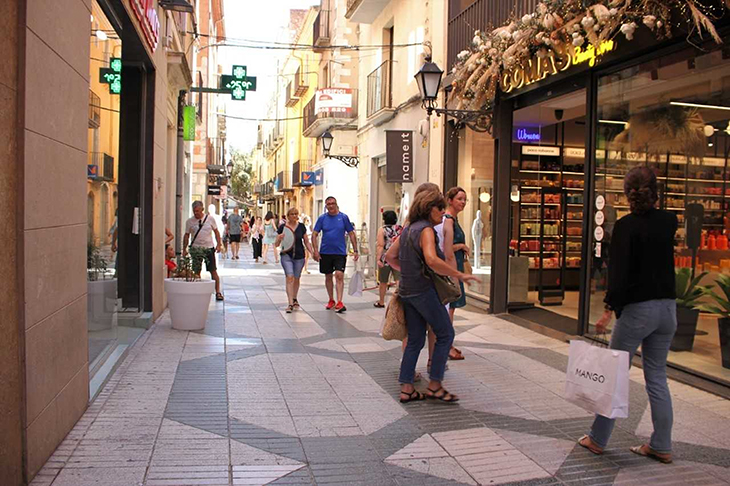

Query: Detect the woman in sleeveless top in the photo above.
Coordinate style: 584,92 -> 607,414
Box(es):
440,187 -> 470,360
385,189 -> 478,404
262,211 -> 279,264
375,210 -> 402,308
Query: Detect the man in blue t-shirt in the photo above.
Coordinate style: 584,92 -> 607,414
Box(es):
312,196 -> 358,313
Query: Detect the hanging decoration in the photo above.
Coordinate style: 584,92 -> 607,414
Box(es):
450,0 -> 728,111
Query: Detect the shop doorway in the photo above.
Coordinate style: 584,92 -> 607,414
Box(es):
507,88 -> 588,334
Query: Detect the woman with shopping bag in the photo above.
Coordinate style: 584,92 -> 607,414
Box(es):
578,167 -> 677,464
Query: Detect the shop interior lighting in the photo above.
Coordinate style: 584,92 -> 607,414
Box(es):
95,29 -> 108,41
598,120 -> 629,126
670,101 -> 730,111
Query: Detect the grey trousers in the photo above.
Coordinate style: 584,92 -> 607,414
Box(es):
589,299 -> 677,453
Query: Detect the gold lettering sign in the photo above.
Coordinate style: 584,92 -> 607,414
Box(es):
501,40 -> 616,94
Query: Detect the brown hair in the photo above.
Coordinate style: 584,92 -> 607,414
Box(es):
445,186 -> 466,202
408,190 -> 446,225
287,207 -> 299,217
624,166 -> 658,215
414,182 -> 440,196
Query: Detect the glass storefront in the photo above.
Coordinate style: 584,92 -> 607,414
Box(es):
588,45 -> 730,383
87,0 -> 144,395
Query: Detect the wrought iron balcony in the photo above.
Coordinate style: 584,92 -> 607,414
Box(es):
303,89 -> 358,138
313,9 -> 330,49
366,60 -> 394,123
88,152 -> 114,181
89,90 -> 101,128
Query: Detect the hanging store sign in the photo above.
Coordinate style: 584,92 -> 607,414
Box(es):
314,168 -> 324,186
129,0 -> 160,52
220,65 -> 257,101
183,105 -> 196,141
301,171 -> 315,186
99,58 -> 122,95
207,185 -> 221,196
385,130 -> 413,183
501,40 -> 616,94
315,88 -> 354,115
521,145 -> 560,157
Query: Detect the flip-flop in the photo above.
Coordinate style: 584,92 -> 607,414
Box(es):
216,293 -> 224,301
448,347 -> 465,360
373,302 -> 385,308
630,444 -> 672,464
578,435 -> 603,455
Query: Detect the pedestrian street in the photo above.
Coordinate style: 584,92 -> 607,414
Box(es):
32,247 -> 730,486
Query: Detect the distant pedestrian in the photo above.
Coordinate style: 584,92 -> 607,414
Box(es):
311,196 -> 358,313
275,208 -> 314,313
183,201 -> 225,301
251,216 -> 264,262
221,211 -> 229,259
262,211 -> 279,264
578,167 -> 677,464
303,216 -> 313,274
227,207 -> 244,260
374,210 -> 402,308
385,189 -> 477,403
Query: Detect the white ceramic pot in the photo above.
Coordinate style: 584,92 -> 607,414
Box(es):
87,279 -> 117,331
164,278 -> 216,331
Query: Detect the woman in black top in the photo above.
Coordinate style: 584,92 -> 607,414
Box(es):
275,208 -> 314,313
579,167 -> 677,464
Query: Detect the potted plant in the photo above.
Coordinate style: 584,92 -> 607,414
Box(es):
672,268 -> 710,352
164,247 -> 215,331
87,243 -> 117,331
698,274 -> 730,369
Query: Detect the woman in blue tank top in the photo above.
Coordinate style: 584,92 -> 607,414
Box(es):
385,187 -> 478,404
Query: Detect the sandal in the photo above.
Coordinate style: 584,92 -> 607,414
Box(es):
400,389 -> 426,403
578,435 -> 603,455
373,302 -> 385,308
448,347 -> 465,360
216,293 -> 224,301
630,444 -> 673,464
425,386 -> 459,403
285,305 -> 294,314
293,299 -> 300,308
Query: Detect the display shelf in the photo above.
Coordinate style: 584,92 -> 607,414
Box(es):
563,171 -> 585,176
520,219 -> 561,222
520,170 -> 562,175
520,235 -> 562,238
521,202 -> 561,206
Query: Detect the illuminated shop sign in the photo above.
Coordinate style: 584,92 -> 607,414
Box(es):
220,65 -> 258,101
501,40 -> 616,94
99,58 -> 122,94
130,0 -> 160,52
514,127 -> 541,142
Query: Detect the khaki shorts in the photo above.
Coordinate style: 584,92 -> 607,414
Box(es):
378,265 -> 400,284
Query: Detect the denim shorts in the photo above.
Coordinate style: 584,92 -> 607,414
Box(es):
281,253 -> 305,278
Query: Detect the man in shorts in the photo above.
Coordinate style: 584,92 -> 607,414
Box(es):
183,200 -> 225,301
227,207 -> 244,259
312,196 -> 358,313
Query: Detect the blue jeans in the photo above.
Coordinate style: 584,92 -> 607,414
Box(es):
399,287 -> 455,384
589,299 -> 677,453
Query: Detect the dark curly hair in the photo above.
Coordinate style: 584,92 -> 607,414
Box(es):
624,166 -> 658,215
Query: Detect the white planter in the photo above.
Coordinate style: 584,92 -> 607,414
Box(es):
87,279 -> 117,331
164,278 -> 216,331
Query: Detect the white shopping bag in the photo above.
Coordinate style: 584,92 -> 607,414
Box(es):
565,340 -> 630,419
348,268 -> 364,297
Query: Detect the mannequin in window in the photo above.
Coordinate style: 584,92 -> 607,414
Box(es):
472,210 -> 483,268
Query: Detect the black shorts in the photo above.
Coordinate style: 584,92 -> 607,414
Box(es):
319,254 -> 347,274
229,234 -> 241,243
202,247 -> 217,272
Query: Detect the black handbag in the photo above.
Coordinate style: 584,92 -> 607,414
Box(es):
405,227 -> 462,305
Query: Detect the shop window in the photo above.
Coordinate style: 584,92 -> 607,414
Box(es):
590,46 -> 730,384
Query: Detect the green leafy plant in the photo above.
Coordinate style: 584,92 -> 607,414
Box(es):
87,242 -> 108,281
676,268 -> 711,309
174,247 -> 208,282
699,274 -> 730,319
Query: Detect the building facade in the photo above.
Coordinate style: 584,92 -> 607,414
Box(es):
1,0 -> 195,482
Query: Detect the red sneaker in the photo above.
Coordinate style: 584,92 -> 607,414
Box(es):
325,300 -> 336,310
334,302 -> 347,313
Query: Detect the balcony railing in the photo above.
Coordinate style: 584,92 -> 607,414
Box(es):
293,67 -> 308,97
285,82 -> 299,107
367,61 -> 392,118
313,10 -> 330,48
88,152 -> 114,181
292,160 -> 314,186
89,90 -> 101,128
447,0 -> 537,71
303,89 -> 358,138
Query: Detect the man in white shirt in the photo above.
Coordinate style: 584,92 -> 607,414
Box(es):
183,200 -> 225,300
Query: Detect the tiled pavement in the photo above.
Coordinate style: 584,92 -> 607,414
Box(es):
32,246 -> 730,485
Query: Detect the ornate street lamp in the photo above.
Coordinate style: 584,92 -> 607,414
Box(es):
159,0 -> 195,13
320,131 -> 359,168
226,160 -> 234,175
414,57 -> 493,133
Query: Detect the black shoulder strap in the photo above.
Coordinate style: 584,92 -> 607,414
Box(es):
190,215 -> 208,247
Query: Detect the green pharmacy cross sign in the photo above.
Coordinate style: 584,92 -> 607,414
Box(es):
220,65 -> 257,101
99,58 -> 122,95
